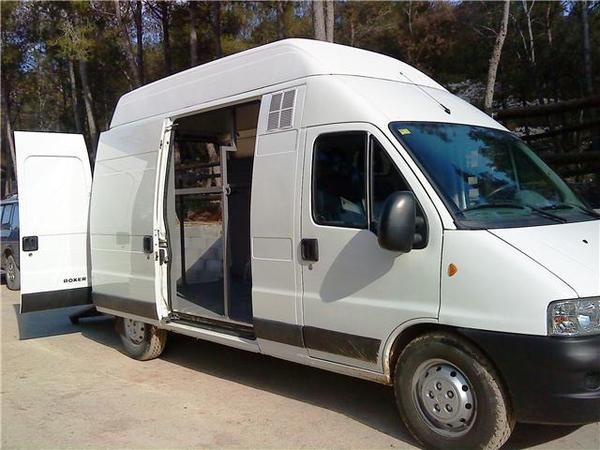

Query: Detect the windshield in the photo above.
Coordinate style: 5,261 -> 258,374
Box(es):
390,122 -> 598,229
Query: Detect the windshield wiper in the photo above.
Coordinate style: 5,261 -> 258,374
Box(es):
542,202 -> 600,218
462,202 -> 567,223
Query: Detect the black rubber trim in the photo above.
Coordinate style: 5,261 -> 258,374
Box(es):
457,327 -> 600,425
254,318 -> 381,363
304,326 -> 380,363
92,292 -> 158,320
20,287 -> 92,313
254,317 -> 304,347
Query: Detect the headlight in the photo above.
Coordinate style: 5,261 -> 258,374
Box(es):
548,297 -> 600,336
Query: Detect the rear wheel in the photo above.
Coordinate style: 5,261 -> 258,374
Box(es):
117,317 -> 167,361
6,255 -> 20,291
394,332 -> 514,450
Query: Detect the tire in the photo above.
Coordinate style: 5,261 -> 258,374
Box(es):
394,332 -> 514,450
6,255 -> 20,291
116,317 -> 167,361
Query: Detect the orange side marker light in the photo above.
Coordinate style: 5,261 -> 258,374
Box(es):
448,263 -> 458,277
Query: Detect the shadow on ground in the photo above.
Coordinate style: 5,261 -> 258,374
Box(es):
12,303 -> 111,340
502,423 -> 583,449
13,305 -> 586,449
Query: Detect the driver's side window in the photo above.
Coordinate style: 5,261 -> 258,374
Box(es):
312,132 -> 427,248
370,138 -> 410,226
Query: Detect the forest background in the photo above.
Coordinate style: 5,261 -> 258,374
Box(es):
1,1 -> 598,205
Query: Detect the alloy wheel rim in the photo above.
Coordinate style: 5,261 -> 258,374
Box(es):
411,358 -> 476,437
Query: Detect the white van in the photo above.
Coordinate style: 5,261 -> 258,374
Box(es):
14,39 -> 599,450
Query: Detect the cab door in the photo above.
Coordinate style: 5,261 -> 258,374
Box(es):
300,124 -> 442,371
15,131 -> 92,313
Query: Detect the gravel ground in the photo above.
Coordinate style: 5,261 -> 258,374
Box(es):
1,285 -> 598,449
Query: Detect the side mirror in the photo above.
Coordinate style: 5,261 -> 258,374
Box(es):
377,191 -> 416,253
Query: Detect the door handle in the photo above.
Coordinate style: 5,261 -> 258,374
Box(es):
301,238 -> 319,262
143,235 -> 153,254
22,236 -> 38,252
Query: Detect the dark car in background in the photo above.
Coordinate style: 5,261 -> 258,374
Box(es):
1,195 -> 20,290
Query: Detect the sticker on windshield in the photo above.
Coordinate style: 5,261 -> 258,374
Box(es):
399,128 -> 411,135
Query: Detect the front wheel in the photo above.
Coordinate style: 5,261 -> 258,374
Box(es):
5,255 -> 20,291
394,332 -> 514,450
116,317 -> 167,361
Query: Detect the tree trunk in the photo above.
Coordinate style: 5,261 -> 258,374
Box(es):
521,0 -> 536,65
134,0 -> 144,84
484,0 -> 510,114
325,0 -> 334,43
114,0 -> 141,88
211,2 -> 223,58
161,2 -> 172,75
545,3 -> 560,101
581,1 -> 593,96
313,1 -> 326,41
580,1 -> 597,151
68,59 -> 82,133
78,59 -> 98,160
189,1 -> 199,66
276,1 -> 286,40
1,84 -> 17,190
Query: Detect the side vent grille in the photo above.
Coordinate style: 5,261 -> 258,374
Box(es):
267,89 -> 296,131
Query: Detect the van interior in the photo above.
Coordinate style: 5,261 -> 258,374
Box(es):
166,102 -> 259,326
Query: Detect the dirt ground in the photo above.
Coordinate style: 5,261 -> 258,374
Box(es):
1,285 -> 598,449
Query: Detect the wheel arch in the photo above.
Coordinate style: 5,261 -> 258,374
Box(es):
384,322 -> 511,402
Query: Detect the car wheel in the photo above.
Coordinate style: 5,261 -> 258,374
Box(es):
6,255 -> 20,291
116,317 -> 167,361
394,332 -> 514,450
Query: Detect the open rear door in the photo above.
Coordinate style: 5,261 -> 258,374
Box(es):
15,132 -> 92,313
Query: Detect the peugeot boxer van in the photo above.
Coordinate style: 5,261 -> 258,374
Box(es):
14,39 -> 599,450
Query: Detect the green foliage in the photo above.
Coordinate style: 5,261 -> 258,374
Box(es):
1,0 -> 598,167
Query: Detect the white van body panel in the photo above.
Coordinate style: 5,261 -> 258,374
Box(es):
14,131 -> 92,312
110,39 -> 444,128
250,88 -> 307,359
90,117 -> 164,319
440,230 -> 578,336
489,221 -> 600,298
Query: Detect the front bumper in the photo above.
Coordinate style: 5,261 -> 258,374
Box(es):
458,328 -> 600,425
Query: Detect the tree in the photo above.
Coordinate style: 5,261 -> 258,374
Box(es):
484,1 -> 511,113
189,0 -> 199,66
325,0 -> 334,42
113,0 -> 142,88
581,0 -> 593,96
210,1 -> 223,58
134,0 -> 145,84
1,1 -> 24,193
313,1 -> 326,41
51,4 -> 99,155
146,1 -> 173,74
313,1 -> 334,42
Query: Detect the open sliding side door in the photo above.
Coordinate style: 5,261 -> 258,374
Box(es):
15,132 -> 92,313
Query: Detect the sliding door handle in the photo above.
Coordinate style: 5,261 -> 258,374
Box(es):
301,238 -> 319,262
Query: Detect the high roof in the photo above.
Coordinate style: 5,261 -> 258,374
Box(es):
110,38 -> 446,128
